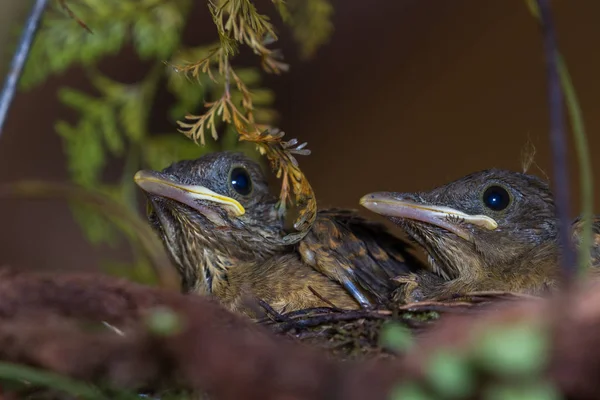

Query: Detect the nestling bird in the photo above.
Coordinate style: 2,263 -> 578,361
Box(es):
571,216 -> 600,269
134,151 -> 421,316
360,169 -> 599,302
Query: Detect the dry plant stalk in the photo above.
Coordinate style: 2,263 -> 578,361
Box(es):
57,0 -> 92,33
174,0 -> 317,235
56,0 -> 320,235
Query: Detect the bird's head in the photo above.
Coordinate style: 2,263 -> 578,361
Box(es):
134,151 -> 286,292
360,169 -> 557,280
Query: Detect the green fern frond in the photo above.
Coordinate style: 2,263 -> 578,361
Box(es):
21,0 -> 189,89
132,2 -> 186,60
166,45 -> 220,120
16,0 -> 329,283
284,0 -> 333,59
54,115 -> 106,187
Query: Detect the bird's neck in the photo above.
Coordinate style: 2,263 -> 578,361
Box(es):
450,241 -> 562,295
177,222 -> 289,295
185,247 -> 234,295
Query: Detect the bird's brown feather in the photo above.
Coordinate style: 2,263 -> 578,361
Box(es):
299,208 -> 420,304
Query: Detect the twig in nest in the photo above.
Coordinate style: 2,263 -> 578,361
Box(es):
431,290 -> 542,303
258,299 -> 291,323
264,308 -> 426,335
308,285 -> 344,311
273,307 -> 341,319
264,291 -> 534,337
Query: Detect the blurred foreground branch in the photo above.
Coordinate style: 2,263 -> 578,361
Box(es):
532,0 -> 575,279
527,0 -> 594,277
0,181 -> 180,289
0,268 -> 598,398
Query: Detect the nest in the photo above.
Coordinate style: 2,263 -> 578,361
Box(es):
0,267 -> 597,399
257,292 -> 530,361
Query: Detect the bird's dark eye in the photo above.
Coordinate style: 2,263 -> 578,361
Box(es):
230,167 -> 252,195
482,185 -> 511,211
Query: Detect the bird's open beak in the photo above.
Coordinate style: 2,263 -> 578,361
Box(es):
359,192 -> 497,241
134,170 -> 245,216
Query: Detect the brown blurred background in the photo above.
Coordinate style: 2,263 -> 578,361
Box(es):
0,1 -> 598,273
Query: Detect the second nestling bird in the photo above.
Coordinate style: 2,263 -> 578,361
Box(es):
134,151 -> 424,317
360,169 -> 600,302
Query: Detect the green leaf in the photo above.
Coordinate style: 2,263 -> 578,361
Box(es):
119,88 -> 146,142
132,13 -> 156,59
89,71 -> 127,99
88,72 -> 146,143
234,67 -> 262,86
425,350 -> 474,398
101,117 -> 125,156
20,0 -> 189,90
474,323 -> 549,377
70,202 -> 119,246
484,381 -> 562,400
57,87 -> 98,113
525,0 -> 540,19
98,103 -> 125,156
55,119 -> 105,187
253,108 -> 278,124
283,0 -> 334,59
165,49 -> 213,120
389,382 -> 433,400
21,14 -> 126,89
273,0 -> 292,22
132,3 -> 184,60
146,306 -> 183,336
379,321 -> 413,352
250,88 -> 276,105
221,124 -> 242,151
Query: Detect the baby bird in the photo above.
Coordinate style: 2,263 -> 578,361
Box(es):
135,151 -> 422,316
360,169 -> 599,302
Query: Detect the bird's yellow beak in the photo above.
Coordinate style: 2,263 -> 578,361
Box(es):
134,170 -> 245,216
360,192 -> 497,241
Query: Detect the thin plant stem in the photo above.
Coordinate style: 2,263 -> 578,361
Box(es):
0,0 -> 49,138
526,0 -> 594,275
557,55 -> 593,275
534,0 -> 576,279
